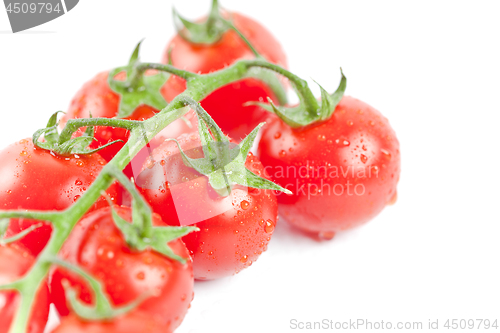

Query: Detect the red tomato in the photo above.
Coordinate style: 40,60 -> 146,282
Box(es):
0,138 -> 120,256
164,12 -> 287,140
51,313 -> 169,333
258,96 -> 401,238
136,132 -> 278,280
50,206 -> 193,332
0,244 -> 50,333
61,71 -> 195,177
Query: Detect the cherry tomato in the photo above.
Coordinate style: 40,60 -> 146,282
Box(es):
50,206 -> 193,332
164,12 -> 287,140
258,96 -> 401,238
51,313 -> 168,333
61,71 -> 195,177
0,138 -> 120,256
0,244 -> 50,333
136,132 -> 278,280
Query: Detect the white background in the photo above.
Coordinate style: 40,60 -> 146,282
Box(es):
1,1 -> 500,332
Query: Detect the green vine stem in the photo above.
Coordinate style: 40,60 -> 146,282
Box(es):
2,56 -> 325,333
58,118 -> 139,142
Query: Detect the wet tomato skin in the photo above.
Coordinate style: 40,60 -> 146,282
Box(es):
0,244 -> 50,333
0,138 -> 120,256
164,11 -> 287,140
50,206 -> 193,332
137,132 -> 278,280
258,96 -> 401,236
51,313 -> 169,333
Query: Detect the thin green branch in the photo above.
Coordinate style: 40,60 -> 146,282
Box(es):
138,62 -> 199,81
58,118 -> 139,143
221,17 -> 260,58
1,223 -> 44,245
104,165 -> 153,236
0,210 -> 61,222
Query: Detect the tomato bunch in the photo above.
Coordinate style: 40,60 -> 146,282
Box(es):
0,1 -> 400,332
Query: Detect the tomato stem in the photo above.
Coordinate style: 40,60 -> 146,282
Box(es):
138,63 -> 199,81
3,54 -> 320,333
58,118 -> 139,142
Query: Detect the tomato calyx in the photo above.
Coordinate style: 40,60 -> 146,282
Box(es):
33,111 -> 125,156
106,165 -> 197,264
173,0 -> 228,45
107,41 -> 170,118
167,98 -> 292,197
46,256 -> 149,321
253,69 -> 347,128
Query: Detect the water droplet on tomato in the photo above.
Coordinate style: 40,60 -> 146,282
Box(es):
76,160 -> 84,167
279,150 -> 286,157
75,180 -> 83,186
318,231 -> 336,240
145,159 -> 155,169
317,135 -> 326,141
336,139 -> 350,146
274,132 -> 281,139
19,150 -> 27,156
360,154 -> 368,163
136,272 -> 145,280
240,255 -> 248,263
241,200 -> 250,210
264,220 -> 275,233
347,120 -> 354,126
387,191 -> 398,205
73,195 -> 81,202
380,148 -> 392,159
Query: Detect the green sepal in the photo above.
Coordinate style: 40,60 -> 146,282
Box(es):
172,0 -> 227,44
109,205 -> 197,264
317,81 -> 335,121
108,41 -> 170,119
250,69 -> 347,128
32,111 -> 123,156
102,167 -> 197,264
46,256 -> 149,321
128,39 -> 142,66
169,105 -> 292,196
43,111 -> 65,144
